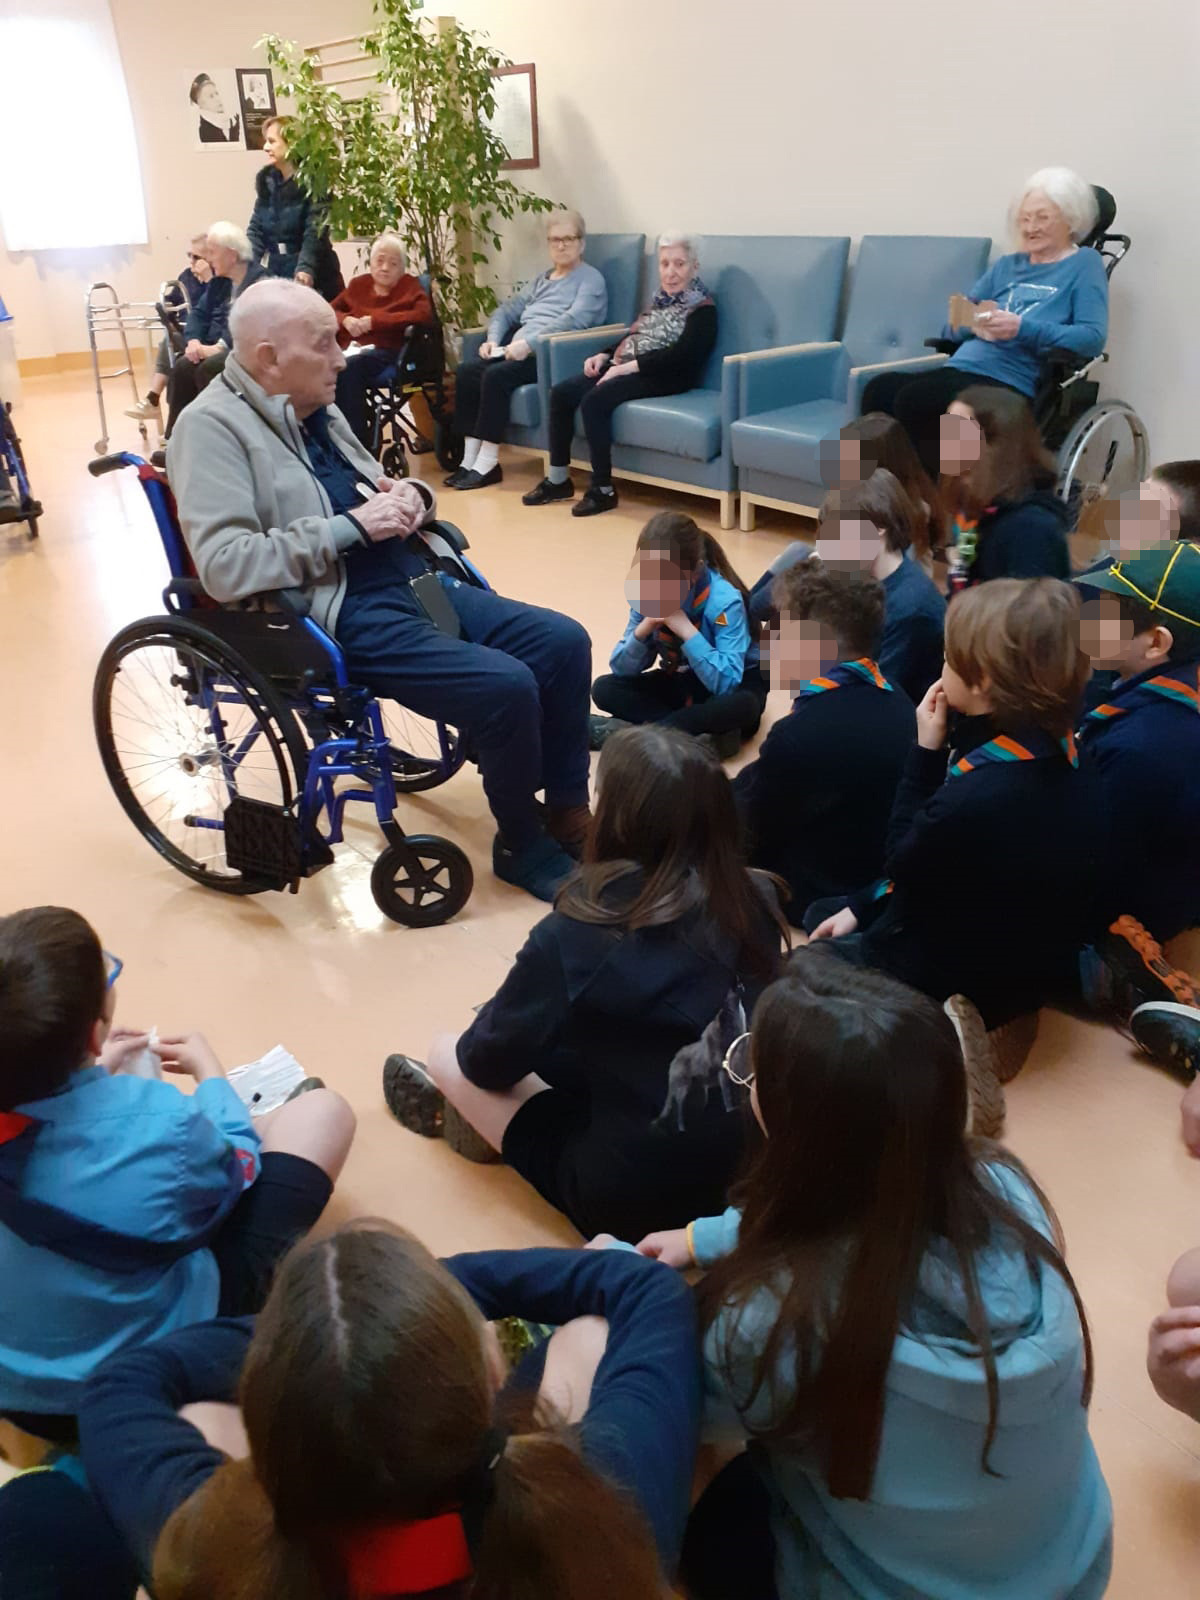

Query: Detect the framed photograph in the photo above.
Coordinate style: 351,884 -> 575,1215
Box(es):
238,68 -> 277,152
185,68 -> 242,150
488,63 -> 539,170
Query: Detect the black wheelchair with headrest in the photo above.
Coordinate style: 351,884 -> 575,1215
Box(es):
87,453 -> 483,927
358,277 -> 465,479
0,397 -> 41,539
927,184 -> 1148,519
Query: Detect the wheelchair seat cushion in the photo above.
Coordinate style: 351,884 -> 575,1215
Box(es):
731,399 -> 852,480
606,391 -> 723,462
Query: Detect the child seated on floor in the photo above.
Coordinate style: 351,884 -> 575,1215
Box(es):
1074,541 -> 1200,1078
810,578 -> 1108,1028
0,906 -> 354,1436
733,563 -> 915,924
589,511 -> 765,759
636,952 -> 1113,1600
382,724 -> 788,1243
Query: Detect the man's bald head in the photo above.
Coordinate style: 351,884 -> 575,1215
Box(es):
230,278 -> 345,419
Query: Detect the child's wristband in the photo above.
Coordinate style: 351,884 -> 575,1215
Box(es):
685,1221 -> 697,1267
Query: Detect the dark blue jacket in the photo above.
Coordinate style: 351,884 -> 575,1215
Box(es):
247,166 -> 343,300
1077,660 -> 1200,941
78,1249 -> 701,1584
973,489 -> 1072,583
182,264 -> 269,347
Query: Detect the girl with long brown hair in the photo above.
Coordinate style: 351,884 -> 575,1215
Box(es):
78,1223 -> 697,1599
637,952 -> 1112,1600
589,512 -> 765,759
941,384 -> 1072,588
384,724 -> 788,1242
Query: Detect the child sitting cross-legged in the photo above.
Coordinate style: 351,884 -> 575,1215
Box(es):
635,952 -> 1113,1600
733,563 -> 915,925
589,511 -> 766,760
0,906 -> 355,1439
810,578 -> 1109,1030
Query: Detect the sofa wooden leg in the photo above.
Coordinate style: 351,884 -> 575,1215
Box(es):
739,496 -> 756,532
718,492 -> 735,531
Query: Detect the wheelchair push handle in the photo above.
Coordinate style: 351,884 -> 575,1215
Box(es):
88,451 -> 145,478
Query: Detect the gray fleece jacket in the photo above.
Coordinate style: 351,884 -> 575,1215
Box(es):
166,354 -> 433,635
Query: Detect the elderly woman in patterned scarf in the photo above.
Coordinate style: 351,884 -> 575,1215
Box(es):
525,232 -> 718,518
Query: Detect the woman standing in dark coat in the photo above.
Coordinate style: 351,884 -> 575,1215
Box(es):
246,117 -> 344,301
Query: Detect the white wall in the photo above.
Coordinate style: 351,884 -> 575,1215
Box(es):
4,0 -> 1197,458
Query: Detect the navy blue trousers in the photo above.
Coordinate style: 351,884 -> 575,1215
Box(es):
337,575 -> 592,849
335,346 -> 397,448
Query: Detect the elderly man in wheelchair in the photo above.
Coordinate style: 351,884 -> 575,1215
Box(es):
166,277 -> 592,904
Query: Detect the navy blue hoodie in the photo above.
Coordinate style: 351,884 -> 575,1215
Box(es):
972,489 -> 1072,584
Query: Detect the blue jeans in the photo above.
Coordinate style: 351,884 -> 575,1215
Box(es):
337,575 -> 592,849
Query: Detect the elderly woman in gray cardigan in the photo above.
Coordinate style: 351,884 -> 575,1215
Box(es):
448,210 -> 607,491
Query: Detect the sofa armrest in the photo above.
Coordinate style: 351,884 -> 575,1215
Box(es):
546,325 -> 626,385
459,327 -> 486,363
729,343 -> 848,418
847,352 -> 948,415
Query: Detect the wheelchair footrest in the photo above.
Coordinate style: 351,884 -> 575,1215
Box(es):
223,797 -> 331,889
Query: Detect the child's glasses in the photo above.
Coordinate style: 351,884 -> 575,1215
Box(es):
103,951 -> 123,989
721,1031 -> 754,1088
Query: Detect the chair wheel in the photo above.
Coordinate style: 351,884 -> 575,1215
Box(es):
434,422 -> 464,473
380,442 -> 408,479
371,834 -> 473,927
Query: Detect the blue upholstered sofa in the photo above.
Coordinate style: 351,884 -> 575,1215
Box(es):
729,234 -> 991,528
547,235 -> 851,529
457,232 -> 645,454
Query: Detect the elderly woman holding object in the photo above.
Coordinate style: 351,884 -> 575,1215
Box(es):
331,232 -> 435,447
448,210 -> 607,491
862,167 -> 1109,477
525,232 -> 718,518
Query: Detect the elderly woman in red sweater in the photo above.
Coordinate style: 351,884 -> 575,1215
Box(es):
332,231 -> 435,446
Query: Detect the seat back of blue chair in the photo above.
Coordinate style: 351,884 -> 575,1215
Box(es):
841,235 -> 991,370
675,236 -> 850,389
583,233 -> 646,328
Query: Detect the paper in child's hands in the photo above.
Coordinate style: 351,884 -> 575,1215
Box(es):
123,1026 -> 162,1080
226,1045 -> 307,1115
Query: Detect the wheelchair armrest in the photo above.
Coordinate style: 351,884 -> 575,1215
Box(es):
162,577 -> 207,612
1040,346 -> 1089,375
427,519 -> 469,554
924,338 -> 959,356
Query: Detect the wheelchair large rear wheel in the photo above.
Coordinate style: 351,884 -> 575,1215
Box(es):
94,616 -> 308,893
1056,400 -> 1149,522
379,704 -> 470,794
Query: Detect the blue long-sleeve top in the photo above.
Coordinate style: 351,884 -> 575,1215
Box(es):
947,248 -> 1109,397
77,1247 -> 701,1584
486,264 -> 608,350
609,569 -> 752,697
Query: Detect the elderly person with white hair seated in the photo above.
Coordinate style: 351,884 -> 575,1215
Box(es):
167,279 -> 594,904
448,209 -> 607,491
330,231 -> 436,447
525,232 -> 717,518
861,167 -> 1109,478
164,220 -> 269,437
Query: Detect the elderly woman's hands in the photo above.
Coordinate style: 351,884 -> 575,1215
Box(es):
599,359 -> 638,385
583,353 -> 611,379
296,270 -> 314,288
974,308 -> 1021,343
506,338 -> 532,362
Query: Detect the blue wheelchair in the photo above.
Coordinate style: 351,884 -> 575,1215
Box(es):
0,397 -> 42,539
88,453 -> 482,927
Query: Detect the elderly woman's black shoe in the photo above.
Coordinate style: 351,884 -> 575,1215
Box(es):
523,476 -> 574,506
572,485 -> 619,517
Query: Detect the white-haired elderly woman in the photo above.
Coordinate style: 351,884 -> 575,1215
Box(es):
448,209 -> 607,490
164,220 -> 269,437
330,231 -> 436,447
524,232 -> 717,517
861,167 -> 1109,478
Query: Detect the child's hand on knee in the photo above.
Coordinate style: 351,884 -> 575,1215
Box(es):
1147,1306 -> 1200,1423
635,1228 -> 693,1270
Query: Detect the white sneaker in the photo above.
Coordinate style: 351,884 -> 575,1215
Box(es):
124,398 -> 161,421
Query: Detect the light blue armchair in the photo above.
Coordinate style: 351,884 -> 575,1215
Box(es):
547,235 -> 851,529
730,235 -> 991,528
457,232 -> 645,454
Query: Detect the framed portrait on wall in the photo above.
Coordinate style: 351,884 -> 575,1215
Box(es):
185,69 -> 242,149
237,68 -> 277,151
487,64 -> 539,170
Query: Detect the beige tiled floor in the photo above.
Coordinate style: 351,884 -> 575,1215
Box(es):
2,372 -> 1199,1588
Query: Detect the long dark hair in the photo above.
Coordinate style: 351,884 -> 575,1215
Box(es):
634,511 -> 750,609
699,953 -> 1093,1501
842,413 -> 945,559
556,725 -> 787,976
152,1224 -> 664,1600
945,385 -> 1057,518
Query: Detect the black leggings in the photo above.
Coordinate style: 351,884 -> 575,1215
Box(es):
860,366 -> 1016,479
549,368 -> 691,485
165,351 -> 226,436
592,668 -> 766,739
453,354 -> 538,442
680,1452 -> 778,1600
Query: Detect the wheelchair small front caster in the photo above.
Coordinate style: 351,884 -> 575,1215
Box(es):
380,441 -> 409,479
371,834 -> 473,927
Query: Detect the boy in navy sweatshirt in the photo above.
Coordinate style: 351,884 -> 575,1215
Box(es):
1075,542 -> 1200,1079
812,579 -> 1108,1028
734,564 -> 915,923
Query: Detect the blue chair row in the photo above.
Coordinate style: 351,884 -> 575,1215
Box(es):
469,233 -> 990,529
